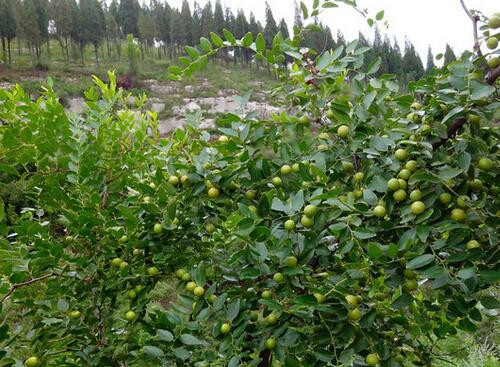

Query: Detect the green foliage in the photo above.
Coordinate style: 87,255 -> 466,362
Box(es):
1,1 -> 500,366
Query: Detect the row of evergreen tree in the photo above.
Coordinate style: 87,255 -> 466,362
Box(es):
0,0 -> 459,80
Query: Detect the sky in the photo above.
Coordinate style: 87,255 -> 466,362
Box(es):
165,0 -> 498,65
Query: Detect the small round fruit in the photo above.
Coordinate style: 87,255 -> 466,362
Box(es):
273,273 -> 284,283
149,182 -> 156,190
304,204 -> 318,217
147,266 -> 160,276
342,161 -> 354,171
411,102 -> 421,110
127,290 -> 137,299
451,208 -> 466,222
353,189 -> 363,198
125,310 -> 136,321
398,179 -> 407,190
272,177 -> 282,187
220,323 -> 231,334
186,281 -> 197,292
25,357 -> 40,367
205,223 -> 215,233
403,269 -> 416,279
405,160 -> 418,172
337,125 -> 350,138
181,273 -> 191,281
478,157 -> 493,171
387,178 -> 400,191
292,163 -> 300,172
318,144 -> 328,151
245,190 -> 256,200
207,294 -> 217,303
250,310 -> 259,321
399,169 -> 411,180
467,114 -> 481,124
284,256 -> 298,267
298,115 -> 309,124
111,258 -> 123,267
261,290 -> 272,299
366,353 -> 379,366
409,189 -> 422,202
439,193 -> 452,205
208,187 -> 220,198
345,294 -> 359,306
404,279 -> 418,292
143,196 -> 151,204
318,132 -> 330,140
393,189 -> 407,202
486,37 -> 498,49
249,205 -> 257,213
119,261 -> 129,270
411,201 -> 426,215
218,135 -> 229,142
325,110 -> 335,119
470,179 -> 483,191
353,172 -> 364,182
193,286 -> 205,297
487,57 -> 500,68
69,310 -> 81,319
280,164 -> 292,175
488,16 -> 500,29
347,308 -> 362,321
134,285 -> 144,293
118,235 -> 128,243
466,239 -> 480,249
153,223 -> 162,234
284,219 -> 295,231
266,314 -> 278,325
301,215 -> 314,228
265,337 -> 277,350
373,205 -> 386,218
395,148 -> 408,161
457,195 -> 468,208
180,174 -> 189,184
168,175 -> 179,186
314,293 -> 326,304
133,248 -> 143,257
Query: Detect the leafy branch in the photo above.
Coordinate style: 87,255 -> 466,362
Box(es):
1,272 -> 57,303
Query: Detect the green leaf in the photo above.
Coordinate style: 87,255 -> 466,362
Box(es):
367,242 -> 383,259
322,2 -> 338,8
353,228 -> 376,239
375,10 -> 385,20
437,167 -> 462,180
257,195 -> 270,217
470,80 -> 495,100
185,46 -> 200,59
481,296 -> 500,309
210,32 -> 224,47
144,346 -> 164,358
200,37 -> 212,52
180,334 -> 204,345
157,329 -> 174,342
223,29 -> 236,44
407,254 -> 434,269
0,198 -> 4,223
256,33 -> 266,52
300,1 -> 308,19
227,299 -> 240,321
242,32 -> 253,46
367,57 -> 381,74
391,294 -> 413,309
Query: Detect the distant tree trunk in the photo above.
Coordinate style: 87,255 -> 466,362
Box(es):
106,37 -> 111,59
1,37 -> 6,64
64,38 -> 69,61
94,44 -> 99,68
7,39 -> 12,64
46,38 -> 51,58
140,42 -> 144,59
58,38 -> 66,60
80,44 -> 84,65
17,38 -> 21,56
157,45 -> 161,59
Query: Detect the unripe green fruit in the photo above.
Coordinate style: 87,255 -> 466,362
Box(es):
345,294 -> 359,306
292,163 -> 300,172
387,178 -> 400,191
193,286 -> 205,297
337,125 -> 350,138
325,110 -> 335,119
467,114 -> 481,124
347,308 -> 362,321
488,16 -> 500,29
487,56 -> 500,68
125,310 -> 136,321
127,290 -> 137,299
304,204 -> 318,217
261,290 -> 272,299
411,102 -> 421,110
273,272 -> 284,283
181,273 -> 191,281
284,220 -> 295,231
470,179 -> 483,191
180,174 -> 189,184
153,223 -> 162,234
395,148 -> 408,161
133,248 -> 143,257
393,189 -> 407,202
314,293 -> 326,304
353,189 -> 363,198
250,310 -> 259,321
220,323 -> 231,334
404,268 -> 416,279
111,258 -> 123,267
25,357 -> 40,367
318,144 -> 328,151
149,182 -> 156,189
147,266 -> 159,276
451,208 -> 466,222
280,164 -> 292,175
208,187 -> 220,198
486,37 -> 498,49
457,195 -> 468,208
478,157 -> 493,171
118,235 -> 128,243
398,179 -> 407,190
119,261 -> 129,270
298,115 -> 309,124
399,169 -> 411,180
266,314 -> 278,325
284,256 -> 298,267
168,175 -> 179,186
272,177 -> 282,187
265,337 -> 277,349
218,135 -> 229,142
366,353 -> 379,366
245,190 -> 256,200
318,132 -> 330,140
353,172 -> 364,182
405,160 -> 418,172
301,215 -> 314,227
404,279 -> 418,292
411,201 -> 426,215
208,294 -> 217,303
466,239 -> 480,249
206,223 -> 215,233
186,281 -> 197,292
249,205 -> 257,213
409,189 -> 422,202
69,310 -> 81,319
342,161 -> 354,171
143,196 -> 151,204
373,205 -> 386,218
439,193 -> 452,205
135,285 -> 144,293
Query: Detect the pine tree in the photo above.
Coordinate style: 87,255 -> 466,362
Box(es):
0,0 -> 16,64
263,2 -> 278,46
293,0 -> 302,29
180,0 -> 192,46
79,0 -> 105,66
138,8 -> 157,57
426,46 -> 435,72
50,0 -> 72,60
18,0 -> 42,62
213,0 -> 224,34
191,2 -> 201,44
278,18 -> 289,39
443,43 -> 456,66
200,1 -> 214,38
169,8 -> 182,55
402,39 -> 424,81
105,10 -> 119,58
336,30 -> 346,48
118,0 -> 140,37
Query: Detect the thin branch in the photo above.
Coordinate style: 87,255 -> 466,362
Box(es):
1,272 -> 57,303
459,0 -> 482,58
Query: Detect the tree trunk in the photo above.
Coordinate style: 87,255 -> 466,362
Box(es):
58,38 -> 65,60
65,38 -> 69,61
46,38 -> 51,58
17,38 -> 21,56
80,44 -> 84,65
7,39 -> 12,64
140,42 -> 144,60
94,44 -> 99,68
1,37 -> 6,64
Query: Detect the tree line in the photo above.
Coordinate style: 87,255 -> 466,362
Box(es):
0,0 -> 458,80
